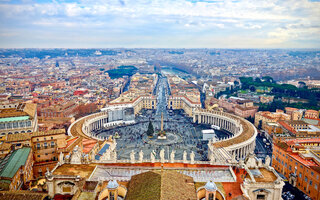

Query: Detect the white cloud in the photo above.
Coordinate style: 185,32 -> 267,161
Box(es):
0,0 -> 319,47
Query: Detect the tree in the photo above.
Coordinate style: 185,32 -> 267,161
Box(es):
262,76 -> 274,83
258,120 -> 263,130
246,116 -> 254,123
146,121 -> 154,137
255,77 -> 262,83
249,85 -> 256,92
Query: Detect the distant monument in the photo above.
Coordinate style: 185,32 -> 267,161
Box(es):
157,112 -> 167,140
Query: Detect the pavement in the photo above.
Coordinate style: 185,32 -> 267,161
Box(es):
94,75 -> 230,161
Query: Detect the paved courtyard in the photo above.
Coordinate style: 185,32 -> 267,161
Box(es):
94,75 -> 231,161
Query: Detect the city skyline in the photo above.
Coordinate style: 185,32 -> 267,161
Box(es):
0,0 -> 320,48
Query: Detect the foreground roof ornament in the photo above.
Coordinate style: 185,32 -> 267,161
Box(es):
107,180 -> 119,189
205,180 -> 217,191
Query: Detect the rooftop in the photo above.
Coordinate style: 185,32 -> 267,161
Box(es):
0,116 -> 29,123
6,132 -> 31,142
126,170 -> 197,200
289,153 -> 318,167
0,191 -> 48,200
0,103 -> 36,120
53,164 -> 96,179
252,168 -> 278,183
32,129 -> 66,137
0,147 -> 31,179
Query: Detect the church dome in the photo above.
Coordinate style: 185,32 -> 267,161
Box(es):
205,181 -> 217,191
107,180 -> 119,189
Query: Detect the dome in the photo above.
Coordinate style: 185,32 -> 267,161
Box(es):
107,180 -> 119,189
205,181 -> 217,191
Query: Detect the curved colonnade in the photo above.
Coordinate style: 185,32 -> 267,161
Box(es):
193,108 -> 257,160
68,108 -> 257,161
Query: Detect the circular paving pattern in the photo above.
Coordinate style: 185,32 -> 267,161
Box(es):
144,132 -> 181,146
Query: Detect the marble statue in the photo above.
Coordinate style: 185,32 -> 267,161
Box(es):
113,151 -> 117,161
59,152 -> 64,164
265,155 -> 271,166
130,150 -> 135,163
150,150 -> 156,163
183,150 -> 187,163
170,150 -> 175,163
190,151 -> 195,164
139,150 -> 144,163
210,154 -> 215,165
103,149 -> 111,161
239,159 -> 245,168
245,153 -> 257,168
257,158 -> 263,167
160,148 -> 165,163
70,145 -> 82,164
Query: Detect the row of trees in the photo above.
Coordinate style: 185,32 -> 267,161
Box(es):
239,77 -> 319,107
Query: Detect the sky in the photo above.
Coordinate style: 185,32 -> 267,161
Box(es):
0,0 -> 319,48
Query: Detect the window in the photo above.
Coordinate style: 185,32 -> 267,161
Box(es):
7,123 -> 12,129
317,175 -> 319,180
19,121 -> 25,128
305,177 -> 308,182
310,180 -> 312,186
299,172 -> 302,178
37,143 -> 40,150
51,137 -> 53,140
51,141 -> 55,147
109,192 -> 115,200
12,122 -> 18,128
289,166 -> 291,170
0,123 -> 5,129
257,194 -> 265,200
315,184 -> 318,190
44,142 -> 47,149
311,172 -> 314,176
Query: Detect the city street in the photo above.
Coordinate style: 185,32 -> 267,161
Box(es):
254,134 -> 272,161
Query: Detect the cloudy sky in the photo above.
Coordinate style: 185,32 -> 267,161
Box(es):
0,0 -> 319,48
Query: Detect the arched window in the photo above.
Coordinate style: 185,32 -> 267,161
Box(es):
109,192 -> 115,200
209,193 -> 214,200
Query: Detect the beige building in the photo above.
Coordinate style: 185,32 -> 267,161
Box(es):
167,76 -> 201,116
31,129 -> 67,163
0,103 -> 38,137
305,110 -> 319,119
168,95 -> 201,116
107,73 -> 158,115
254,110 -> 291,129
